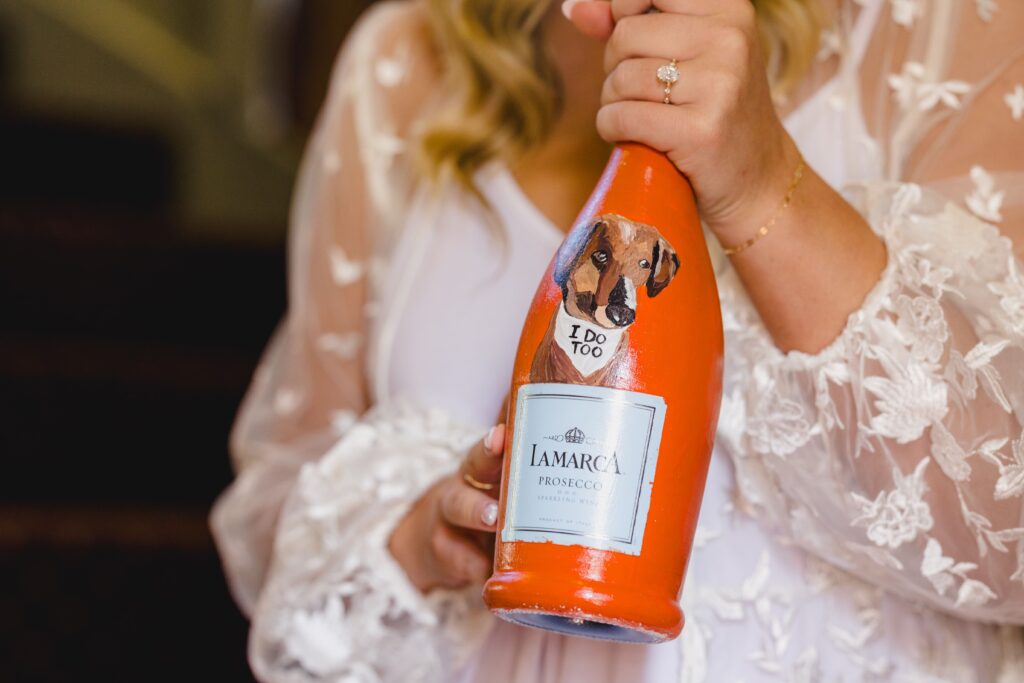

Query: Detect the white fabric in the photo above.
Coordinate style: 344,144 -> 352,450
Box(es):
383,165 -> 562,428
780,0 -> 884,191
210,0 -> 1024,681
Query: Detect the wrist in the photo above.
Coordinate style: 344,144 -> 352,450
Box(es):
705,134 -> 803,246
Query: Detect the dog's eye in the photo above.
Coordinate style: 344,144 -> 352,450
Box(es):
591,250 -> 608,266
639,259 -> 651,269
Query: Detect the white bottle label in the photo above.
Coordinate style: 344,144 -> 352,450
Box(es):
502,382 -> 667,556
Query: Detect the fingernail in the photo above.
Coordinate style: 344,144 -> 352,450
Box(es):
482,502 -> 498,527
561,0 -> 580,21
483,426 -> 497,453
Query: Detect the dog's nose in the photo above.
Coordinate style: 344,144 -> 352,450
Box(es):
609,277 -> 629,305
606,278 -> 635,326
606,304 -> 635,327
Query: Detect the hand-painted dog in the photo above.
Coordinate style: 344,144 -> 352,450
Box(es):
530,213 -> 679,386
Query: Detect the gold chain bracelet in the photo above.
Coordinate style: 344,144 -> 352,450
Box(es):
721,158 -> 806,256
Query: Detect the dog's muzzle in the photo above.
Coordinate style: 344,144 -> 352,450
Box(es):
606,305 -> 635,327
606,278 -> 636,327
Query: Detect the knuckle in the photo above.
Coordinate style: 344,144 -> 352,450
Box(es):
609,15 -> 638,56
440,486 -> 463,524
719,25 -> 751,61
600,79 -> 615,106
429,525 -> 449,558
460,493 -> 479,527
598,102 -> 643,142
452,548 -> 471,577
438,574 -> 464,589
459,552 -> 482,580
734,0 -> 757,28
595,105 -> 617,139
607,25 -> 625,58
611,103 -> 635,135
449,489 -> 471,526
463,442 -> 481,466
611,63 -> 632,96
692,115 -> 723,148
442,561 -> 469,586
463,450 -> 482,478
616,15 -> 636,44
715,70 -> 744,103
443,544 -> 481,582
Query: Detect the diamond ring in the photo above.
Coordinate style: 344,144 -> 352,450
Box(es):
656,59 -> 680,104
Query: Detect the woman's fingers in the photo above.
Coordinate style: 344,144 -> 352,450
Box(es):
604,12 -> 717,73
571,0 -> 787,239
563,0 -> 719,43
440,478 -> 500,532
596,100 -> 714,159
610,0 -> 735,21
563,0 -> 615,40
460,424 -> 506,492
429,523 -> 492,586
602,56 -> 713,106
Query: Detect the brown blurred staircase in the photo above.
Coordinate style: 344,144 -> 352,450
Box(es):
0,113 -> 283,682
0,1 -> 386,677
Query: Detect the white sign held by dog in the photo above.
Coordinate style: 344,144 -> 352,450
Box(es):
553,303 -> 628,377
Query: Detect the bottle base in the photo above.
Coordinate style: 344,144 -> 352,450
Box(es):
492,608 -> 668,644
483,569 -> 683,644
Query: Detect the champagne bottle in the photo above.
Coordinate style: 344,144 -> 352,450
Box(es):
482,143 -> 724,643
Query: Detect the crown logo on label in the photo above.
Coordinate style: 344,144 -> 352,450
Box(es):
564,427 -> 586,444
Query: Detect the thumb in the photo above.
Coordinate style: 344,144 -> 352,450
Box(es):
562,0 -> 614,41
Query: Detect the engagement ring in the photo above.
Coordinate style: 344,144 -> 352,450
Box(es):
656,59 -> 679,104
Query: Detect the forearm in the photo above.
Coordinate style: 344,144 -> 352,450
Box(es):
711,141 -> 888,355
717,176 -> 1024,619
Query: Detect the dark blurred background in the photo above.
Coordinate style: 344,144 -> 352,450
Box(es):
0,1 -> 376,680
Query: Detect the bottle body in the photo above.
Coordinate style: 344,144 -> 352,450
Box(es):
482,143 -> 724,643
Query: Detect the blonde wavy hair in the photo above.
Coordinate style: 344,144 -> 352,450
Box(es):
419,0 -> 824,201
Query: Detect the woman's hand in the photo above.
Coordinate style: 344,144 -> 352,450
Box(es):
564,0 -> 801,244
387,425 -> 506,593
565,0 -> 886,355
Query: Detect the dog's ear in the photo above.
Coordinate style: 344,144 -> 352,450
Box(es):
553,218 -> 604,296
646,238 -> 679,297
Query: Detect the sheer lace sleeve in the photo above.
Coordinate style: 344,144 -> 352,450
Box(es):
717,0 -> 1024,623
210,3 -> 490,680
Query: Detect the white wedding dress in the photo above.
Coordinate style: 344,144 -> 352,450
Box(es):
211,1 -> 1024,681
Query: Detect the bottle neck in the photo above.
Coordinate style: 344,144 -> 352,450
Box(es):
588,143 -> 697,238
614,143 -> 684,181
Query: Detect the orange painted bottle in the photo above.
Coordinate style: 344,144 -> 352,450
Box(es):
482,142 -> 724,643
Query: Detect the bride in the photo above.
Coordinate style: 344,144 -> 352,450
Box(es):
211,0 -> 1024,680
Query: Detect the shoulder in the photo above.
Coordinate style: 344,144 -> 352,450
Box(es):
352,0 -> 434,47
329,0 -> 442,139
344,0 -> 436,67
